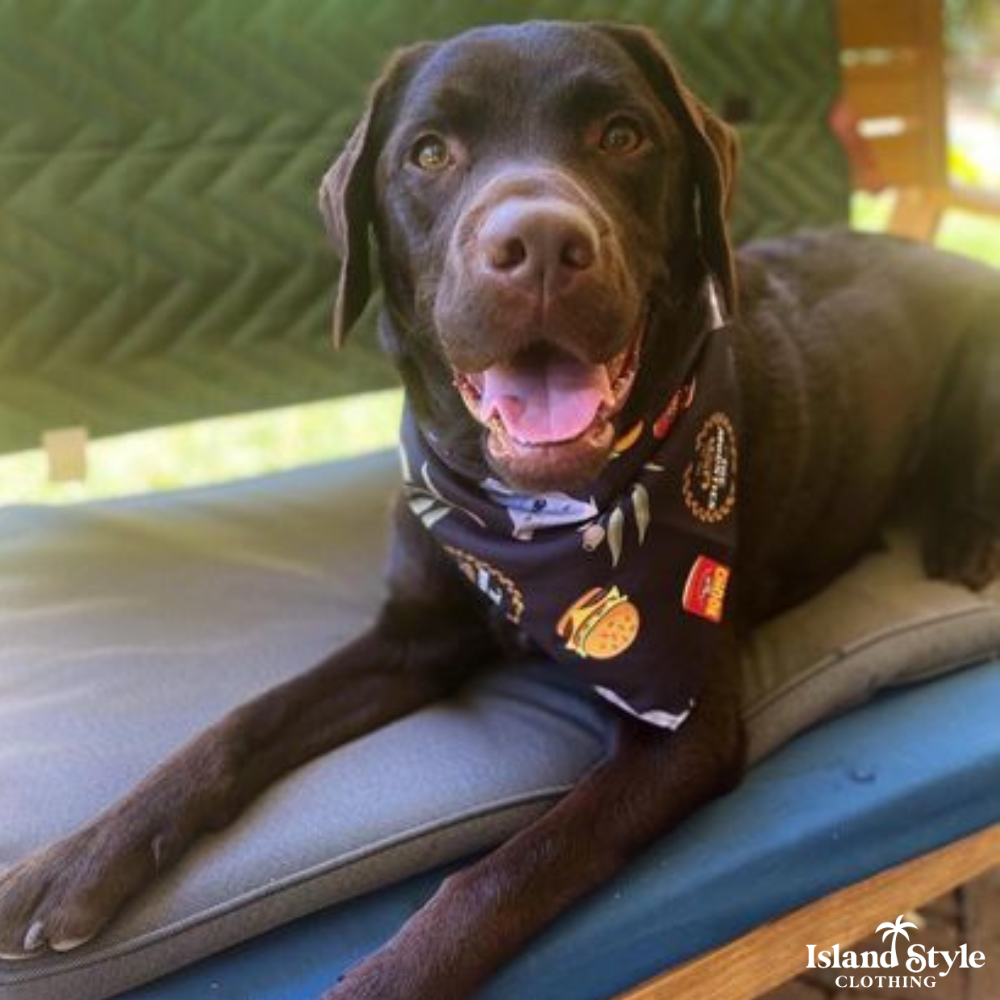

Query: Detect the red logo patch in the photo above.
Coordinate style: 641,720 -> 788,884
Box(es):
682,556 -> 730,623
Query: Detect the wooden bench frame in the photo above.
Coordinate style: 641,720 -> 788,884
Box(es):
615,824 -> 1000,999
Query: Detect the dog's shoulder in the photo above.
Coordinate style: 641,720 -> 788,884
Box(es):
731,228 -> 992,410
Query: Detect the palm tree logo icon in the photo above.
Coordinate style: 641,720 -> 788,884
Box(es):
877,915 -> 918,967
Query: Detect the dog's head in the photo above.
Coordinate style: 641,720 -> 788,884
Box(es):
319,21 -> 737,492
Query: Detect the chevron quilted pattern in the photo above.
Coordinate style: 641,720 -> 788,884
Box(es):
0,0 -> 848,454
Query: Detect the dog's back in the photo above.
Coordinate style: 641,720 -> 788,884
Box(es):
735,229 -> 1000,617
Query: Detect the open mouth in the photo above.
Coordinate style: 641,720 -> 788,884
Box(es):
452,330 -> 642,461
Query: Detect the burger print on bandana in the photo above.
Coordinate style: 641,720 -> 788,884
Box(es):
557,586 -> 641,659
400,277 -> 740,731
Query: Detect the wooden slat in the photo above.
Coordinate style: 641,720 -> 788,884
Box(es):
838,0 -> 930,48
842,62 -> 924,120
867,128 -> 938,187
889,188 -> 945,240
964,867 -> 1000,1000
913,0 -> 948,190
837,0 -> 948,192
613,823 -> 1000,1000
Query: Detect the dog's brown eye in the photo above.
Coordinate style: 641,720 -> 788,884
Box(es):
599,117 -> 645,154
410,134 -> 452,172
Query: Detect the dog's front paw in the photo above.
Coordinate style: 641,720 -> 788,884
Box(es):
0,822 -> 157,961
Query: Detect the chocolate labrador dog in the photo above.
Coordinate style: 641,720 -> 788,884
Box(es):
1,20 -> 998,1000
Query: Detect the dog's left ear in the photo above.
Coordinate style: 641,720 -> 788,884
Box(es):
318,44 -> 432,348
596,24 -> 740,315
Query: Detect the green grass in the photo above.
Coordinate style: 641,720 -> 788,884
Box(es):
937,209 -> 1000,267
2,199 -> 998,507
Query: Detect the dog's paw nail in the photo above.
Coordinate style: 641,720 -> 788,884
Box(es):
50,935 -> 93,953
23,921 -> 46,953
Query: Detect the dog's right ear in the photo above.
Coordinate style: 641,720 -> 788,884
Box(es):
594,24 -> 740,316
318,45 -> 431,348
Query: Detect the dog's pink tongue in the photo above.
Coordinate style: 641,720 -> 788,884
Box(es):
482,353 -> 612,444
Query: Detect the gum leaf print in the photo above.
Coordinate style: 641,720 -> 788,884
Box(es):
409,491 -> 452,529
399,445 -> 412,484
414,462 -> 487,528
632,484 -> 650,544
409,495 -> 438,517
421,462 -> 445,500
579,521 -> 606,551
421,507 -> 452,530
607,506 -> 625,567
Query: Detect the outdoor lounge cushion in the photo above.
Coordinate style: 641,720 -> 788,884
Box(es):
1,450 -> 999,1000
120,664 -> 1000,1000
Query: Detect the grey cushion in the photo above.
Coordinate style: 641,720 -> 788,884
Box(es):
1,450 -> 998,1000
743,525 -> 1000,759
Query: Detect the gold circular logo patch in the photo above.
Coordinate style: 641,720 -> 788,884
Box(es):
683,411 -> 737,524
445,546 -> 525,624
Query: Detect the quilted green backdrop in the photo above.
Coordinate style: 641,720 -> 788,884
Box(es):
0,0 -> 848,454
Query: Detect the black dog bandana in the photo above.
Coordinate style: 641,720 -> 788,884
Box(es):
401,280 -> 739,729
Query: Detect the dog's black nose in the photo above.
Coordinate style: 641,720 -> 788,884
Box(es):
479,198 -> 597,294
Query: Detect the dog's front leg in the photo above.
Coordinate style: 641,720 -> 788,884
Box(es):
326,662 -> 745,1000
0,502 -> 494,960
